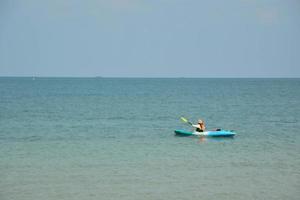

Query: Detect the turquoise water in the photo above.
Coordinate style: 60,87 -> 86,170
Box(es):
0,78 -> 299,200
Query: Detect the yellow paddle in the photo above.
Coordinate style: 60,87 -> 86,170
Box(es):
180,117 -> 193,126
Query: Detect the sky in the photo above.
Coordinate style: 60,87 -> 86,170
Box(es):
0,0 -> 299,77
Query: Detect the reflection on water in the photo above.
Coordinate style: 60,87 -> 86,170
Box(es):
197,136 -> 235,143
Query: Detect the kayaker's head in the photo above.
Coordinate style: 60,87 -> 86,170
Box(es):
198,119 -> 203,124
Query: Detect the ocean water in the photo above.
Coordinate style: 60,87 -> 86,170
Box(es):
0,77 -> 299,200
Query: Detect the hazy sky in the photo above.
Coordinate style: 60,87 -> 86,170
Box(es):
0,0 -> 299,77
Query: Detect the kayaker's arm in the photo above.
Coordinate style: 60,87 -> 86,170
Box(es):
192,124 -> 206,132
192,124 -> 200,128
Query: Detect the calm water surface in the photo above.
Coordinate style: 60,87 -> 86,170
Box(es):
0,78 -> 299,200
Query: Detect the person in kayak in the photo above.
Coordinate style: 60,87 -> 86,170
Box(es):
193,119 -> 206,132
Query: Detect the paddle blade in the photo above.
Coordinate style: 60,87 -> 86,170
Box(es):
180,117 -> 193,125
180,117 -> 188,123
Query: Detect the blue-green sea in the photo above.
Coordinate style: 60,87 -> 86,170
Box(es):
0,78 -> 299,200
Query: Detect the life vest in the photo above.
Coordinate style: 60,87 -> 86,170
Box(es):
196,123 -> 205,132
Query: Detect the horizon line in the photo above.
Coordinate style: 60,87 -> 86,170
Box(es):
0,76 -> 299,79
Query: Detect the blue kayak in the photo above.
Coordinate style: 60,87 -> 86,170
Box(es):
174,129 -> 236,137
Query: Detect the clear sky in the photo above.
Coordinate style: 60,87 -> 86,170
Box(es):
0,0 -> 299,77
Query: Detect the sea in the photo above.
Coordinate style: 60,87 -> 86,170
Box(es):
0,77 -> 299,200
